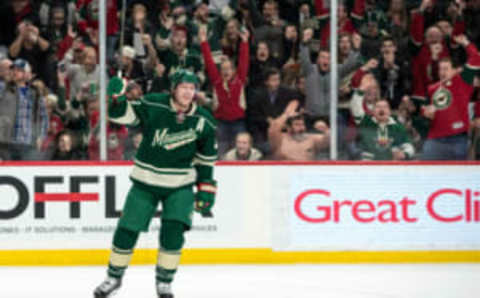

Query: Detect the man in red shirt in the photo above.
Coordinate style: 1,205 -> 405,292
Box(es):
199,26 -> 249,156
409,0 -> 465,105
318,2 -> 357,49
421,35 -> 480,160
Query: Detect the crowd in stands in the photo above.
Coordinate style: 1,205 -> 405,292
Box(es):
0,0 -> 480,161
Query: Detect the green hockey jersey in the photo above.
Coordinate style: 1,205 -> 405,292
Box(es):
108,93 -> 217,189
351,90 -> 415,160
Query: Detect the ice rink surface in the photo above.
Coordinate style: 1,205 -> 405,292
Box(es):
0,264 -> 478,298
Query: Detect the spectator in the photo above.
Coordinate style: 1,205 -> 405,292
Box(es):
299,27 -> 360,119
186,1 -> 233,56
464,0 -> 480,49
282,24 -> 300,64
386,0 -> 410,34
338,33 -> 362,105
88,103 -> 128,161
106,0 -> 120,60
222,132 -> 263,161
352,68 -> 383,116
319,2 -> 358,49
280,24 -> 300,82
421,35 -> 480,160
111,45 -> 155,92
247,67 -> 301,154
38,1 -> 77,31
200,26 -> 250,156
155,26 -> 204,91
124,131 -> 143,161
294,74 -> 306,103
63,80 -> 98,154
220,18 -> 242,60
40,93 -> 65,159
54,66 -> 68,117
188,3 -> 211,48
123,1 -> 154,60
152,1 -> 174,52
41,5 -> 70,56
248,41 -> 281,90
63,46 -> 99,100
470,82 -> 480,160
9,20 -> 51,84
76,0 -> 101,36
0,59 -> 16,160
0,0 -> 39,47
350,75 -> 414,160
75,0 -> 105,51
385,0 -> 411,59
9,59 -> 48,160
57,34 -> 86,63
338,33 -> 354,64
268,100 -> 329,160
248,0 -> 285,60
351,0 -> 388,38
119,46 -> 141,76
409,0 -> 464,104
350,0 -> 388,60
373,37 -> 411,110
0,58 -> 13,93
51,130 -> 85,160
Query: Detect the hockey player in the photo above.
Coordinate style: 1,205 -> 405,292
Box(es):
93,69 -> 217,298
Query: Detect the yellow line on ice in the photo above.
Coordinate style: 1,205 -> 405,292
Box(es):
1,249 -> 480,266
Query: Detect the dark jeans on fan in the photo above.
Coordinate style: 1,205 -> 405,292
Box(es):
421,134 -> 468,160
216,119 -> 246,158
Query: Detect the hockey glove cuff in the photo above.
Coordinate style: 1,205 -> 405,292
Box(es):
195,181 -> 217,216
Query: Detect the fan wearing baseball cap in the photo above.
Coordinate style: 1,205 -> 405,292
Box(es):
8,58 -> 48,160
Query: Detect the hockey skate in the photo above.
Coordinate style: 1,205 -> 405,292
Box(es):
94,276 -> 122,298
156,281 -> 174,298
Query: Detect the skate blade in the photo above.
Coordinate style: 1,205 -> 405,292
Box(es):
94,289 -> 119,298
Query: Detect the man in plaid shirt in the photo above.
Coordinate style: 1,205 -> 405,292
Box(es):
10,59 -> 48,160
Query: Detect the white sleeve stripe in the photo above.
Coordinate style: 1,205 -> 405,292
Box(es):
203,117 -> 217,129
109,102 -> 138,125
195,153 -> 217,161
192,158 -> 215,167
191,115 -> 217,129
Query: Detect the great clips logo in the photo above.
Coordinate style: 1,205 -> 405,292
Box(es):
0,175 -> 123,220
294,189 -> 480,223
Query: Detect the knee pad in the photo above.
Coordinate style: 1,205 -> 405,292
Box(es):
159,220 -> 187,251
113,226 -> 140,250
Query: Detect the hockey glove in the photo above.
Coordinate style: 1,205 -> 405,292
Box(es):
195,181 -> 217,217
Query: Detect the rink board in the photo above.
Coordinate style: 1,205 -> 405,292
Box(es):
0,161 -> 479,265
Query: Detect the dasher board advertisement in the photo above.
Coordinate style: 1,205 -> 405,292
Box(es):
0,164 -> 251,250
275,165 -> 480,251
